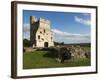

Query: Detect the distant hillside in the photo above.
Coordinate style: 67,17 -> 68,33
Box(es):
65,43 -> 91,47
54,41 -> 91,47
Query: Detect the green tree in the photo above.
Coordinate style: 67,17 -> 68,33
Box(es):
23,39 -> 31,47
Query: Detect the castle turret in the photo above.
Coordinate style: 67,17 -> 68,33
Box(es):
30,16 -> 54,48
30,16 -> 38,24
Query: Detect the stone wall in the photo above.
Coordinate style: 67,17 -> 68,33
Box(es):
30,16 -> 54,48
70,46 -> 86,59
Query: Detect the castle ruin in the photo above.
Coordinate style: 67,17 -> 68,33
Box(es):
30,16 -> 54,48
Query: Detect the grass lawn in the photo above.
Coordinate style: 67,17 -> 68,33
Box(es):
23,50 -> 91,69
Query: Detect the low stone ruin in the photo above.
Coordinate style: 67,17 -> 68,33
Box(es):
70,45 -> 86,59
56,45 -> 89,63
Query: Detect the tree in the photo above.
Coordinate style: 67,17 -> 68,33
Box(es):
61,42 -> 64,45
23,39 -> 31,47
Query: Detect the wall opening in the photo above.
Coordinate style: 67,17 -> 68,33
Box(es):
38,35 -> 40,39
44,42 -> 48,47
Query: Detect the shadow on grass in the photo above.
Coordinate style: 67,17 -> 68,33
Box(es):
43,50 -> 58,58
36,47 -> 58,58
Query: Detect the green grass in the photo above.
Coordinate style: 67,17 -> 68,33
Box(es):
23,50 -> 90,69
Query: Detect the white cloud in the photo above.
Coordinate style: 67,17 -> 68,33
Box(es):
75,16 -> 91,26
23,23 -> 30,39
52,29 -> 71,36
23,23 -> 30,32
23,32 -> 30,40
52,29 -> 90,44
52,29 -> 89,37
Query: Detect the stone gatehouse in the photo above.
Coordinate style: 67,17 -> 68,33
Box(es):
30,16 -> 54,48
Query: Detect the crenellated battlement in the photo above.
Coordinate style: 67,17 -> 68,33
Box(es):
30,16 -> 50,24
30,16 -> 38,24
39,18 -> 50,24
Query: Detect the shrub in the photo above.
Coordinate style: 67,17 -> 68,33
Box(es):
58,47 -> 71,63
23,39 -> 31,47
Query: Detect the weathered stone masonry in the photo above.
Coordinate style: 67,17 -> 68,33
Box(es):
30,16 -> 54,48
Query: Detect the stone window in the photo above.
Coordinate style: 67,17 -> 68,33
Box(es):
40,31 -> 42,34
51,37 -> 52,40
42,38 -> 44,41
44,29 -> 46,33
38,35 -> 40,39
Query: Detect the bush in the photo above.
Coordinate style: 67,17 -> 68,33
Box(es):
58,47 -> 71,63
23,48 -> 26,52
23,39 -> 31,47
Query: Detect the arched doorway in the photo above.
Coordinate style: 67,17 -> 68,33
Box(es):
44,42 -> 48,47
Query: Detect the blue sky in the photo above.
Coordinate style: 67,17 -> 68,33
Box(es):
23,10 -> 91,44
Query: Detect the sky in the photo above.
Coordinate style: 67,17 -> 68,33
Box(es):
23,10 -> 91,44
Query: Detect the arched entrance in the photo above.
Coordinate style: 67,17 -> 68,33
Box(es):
44,42 -> 48,47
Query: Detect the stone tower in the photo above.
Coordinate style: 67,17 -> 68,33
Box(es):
30,16 -> 54,48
